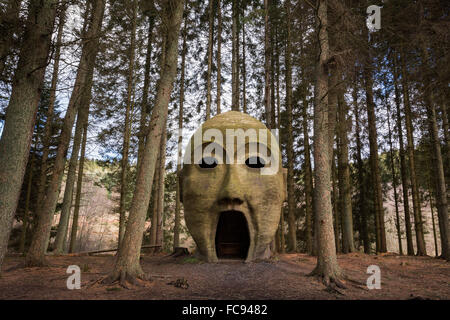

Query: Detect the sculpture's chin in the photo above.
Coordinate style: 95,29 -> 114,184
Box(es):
214,210 -> 250,260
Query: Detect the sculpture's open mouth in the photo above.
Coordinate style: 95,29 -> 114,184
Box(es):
215,210 -> 250,260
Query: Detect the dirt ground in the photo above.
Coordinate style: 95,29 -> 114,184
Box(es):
0,252 -> 449,300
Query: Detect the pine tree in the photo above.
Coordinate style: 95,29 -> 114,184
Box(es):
309,0 -> 344,288
0,0 -> 57,272
103,0 -> 184,285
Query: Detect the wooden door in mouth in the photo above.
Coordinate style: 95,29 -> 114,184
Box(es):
215,211 -> 250,259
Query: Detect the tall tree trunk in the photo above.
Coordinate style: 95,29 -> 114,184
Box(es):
53,105 -> 86,254
363,50 -> 387,253
19,117 -> 40,254
242,9 -> 247,114
309,0 -> 343,286
174,10 -> 188,250
386,96 -> 403,255
285,0 -> 296,252
104,0 -> 184,284
119,0 -> 138,248
26,0 -> 105,266
441,101 -> 450,210
155,127 -> 167,252
427,181 -> 439,257
205,0 -> 214,120
327,52 -> 338,253
275,30 -> 284,253
353,84 -> 370,254
53,13 -> 92,252
36,5 -> 67,208
393,53 -> 414,255
332,152 -> 341,253
270,22 -> 276,129
149,159 -> 160,251
337,88 -> 355,253
231,0 -> 239,111
264,0 -> 271,127
67,22 -> 95,253
68,122 -> 88,253
303,95 -> 314,255
419,40 -> 449,260
137,9 -> 156,172
400,47 -> 427,255
216,0 -> 222,115
0,0 -> 57,273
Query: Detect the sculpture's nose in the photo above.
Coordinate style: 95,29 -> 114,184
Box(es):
218,165 -> 244,207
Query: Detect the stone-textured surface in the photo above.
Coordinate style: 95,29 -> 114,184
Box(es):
181,111 -> 286,262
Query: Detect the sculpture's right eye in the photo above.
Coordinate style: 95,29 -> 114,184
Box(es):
198,156 -> 218,169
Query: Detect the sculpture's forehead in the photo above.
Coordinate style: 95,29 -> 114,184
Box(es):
186,111 -> 280,154
201,111 -> 267,131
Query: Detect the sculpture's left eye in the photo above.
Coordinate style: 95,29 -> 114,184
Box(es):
198,156 -> 218,169
245,156 -> 265,169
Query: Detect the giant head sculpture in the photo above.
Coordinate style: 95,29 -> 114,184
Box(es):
181,111 -> 287,262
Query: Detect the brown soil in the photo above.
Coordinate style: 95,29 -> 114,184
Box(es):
0,253 -> 449,300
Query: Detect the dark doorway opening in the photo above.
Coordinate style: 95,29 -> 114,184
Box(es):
215,211 -> 250,259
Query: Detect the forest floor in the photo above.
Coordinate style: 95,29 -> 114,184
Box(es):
0,252 -> 449,300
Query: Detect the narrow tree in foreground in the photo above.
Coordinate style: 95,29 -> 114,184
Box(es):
231,0 -> 239,110
19,116 -> 40,254
364,50 -> 387,253
392,53 -> 414,255
427,180 -> 439,257
285,0 -> 296,252
332,153 -> 341,253
119,0 -> 138,247
26,0 -> 105,266
242,8 -> 248,114
263,0 -> 272,127
0,0 -> 57,273
303,95 -> 314,255
309,0 -> 344,287
103,0 -> 184,285
36,5 -> 68,208
205,0 -> 214,120
419,38 -> 449,260
68,122 -> 88,253
216,0 -> 222,114
337,89 -> 355,253
386,95 -> 403,255
353,85 -> 369,253
137,4 -> 156,172
53,104 -> 85,254
400,48 -> 427,255
155,128 -> 167,252
174,9 -> 189,250
364,66 -> 387,252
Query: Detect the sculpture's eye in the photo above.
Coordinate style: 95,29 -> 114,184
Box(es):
245,156 -> 265,169
198,156 -> 218,169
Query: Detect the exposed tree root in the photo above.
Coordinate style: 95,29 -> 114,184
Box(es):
308,265 -> 347,295
345,277 -> 367,290
103,273 -> 147,289
88,268 -> 151,290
